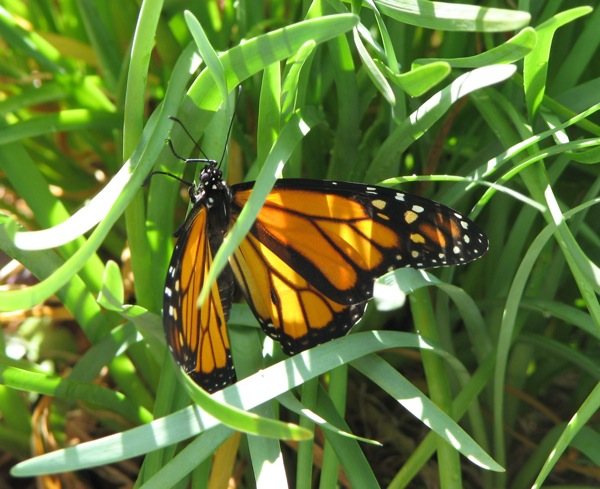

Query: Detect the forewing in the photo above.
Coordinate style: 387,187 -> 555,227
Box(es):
231,179 -> 488,306
163,207 -> 236,392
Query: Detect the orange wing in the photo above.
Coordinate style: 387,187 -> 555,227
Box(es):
163,206 -> 235,393
229,229 -> 366,355
228,180 -> 488,355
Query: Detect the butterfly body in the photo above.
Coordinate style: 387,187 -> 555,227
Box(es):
163,162 -> 488,392
164,163 -> 237,391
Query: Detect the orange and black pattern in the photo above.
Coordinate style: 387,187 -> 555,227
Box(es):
163,165 -> 488,393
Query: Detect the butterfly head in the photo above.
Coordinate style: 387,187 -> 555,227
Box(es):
189,161 -> 231,210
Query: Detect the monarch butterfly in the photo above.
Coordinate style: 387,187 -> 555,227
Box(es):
162,137 -> 488,393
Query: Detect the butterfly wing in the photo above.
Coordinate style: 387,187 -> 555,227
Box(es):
228,179 -> 488,354
229,228 -> 367,354
163,205 -> 236,393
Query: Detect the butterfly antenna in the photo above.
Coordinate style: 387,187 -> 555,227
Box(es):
168,116 -> 214,163
167,87 -> 241,167
217,86 -> 242,168
143,170 -> 193,188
